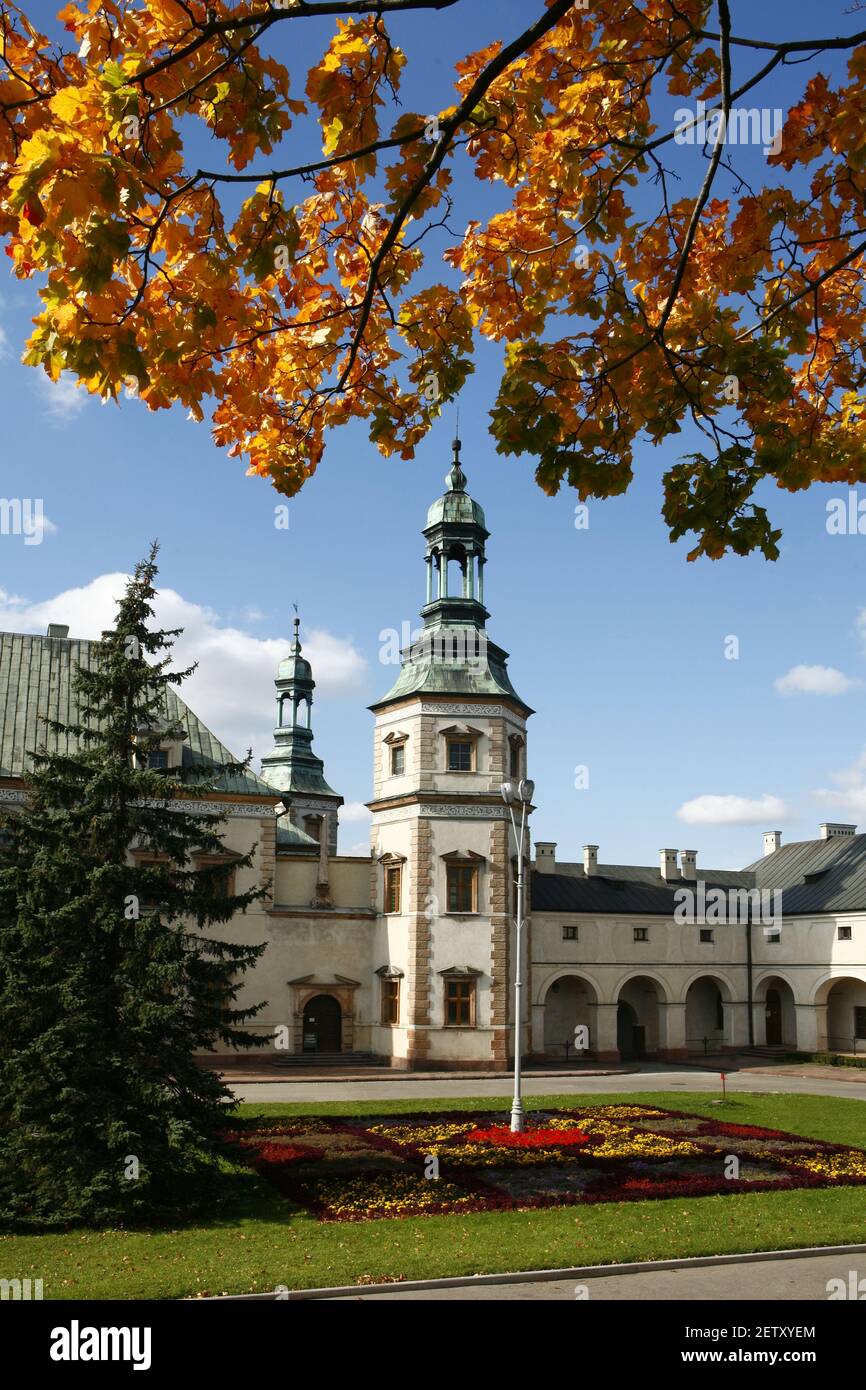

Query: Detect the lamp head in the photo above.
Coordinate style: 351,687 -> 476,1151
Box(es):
518,778 -> 535,803
500,780 -> 515,804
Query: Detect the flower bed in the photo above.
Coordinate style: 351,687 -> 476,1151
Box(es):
229,1105 -> 866,1222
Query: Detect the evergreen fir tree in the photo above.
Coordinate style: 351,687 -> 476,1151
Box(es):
0,546 -> 269,1229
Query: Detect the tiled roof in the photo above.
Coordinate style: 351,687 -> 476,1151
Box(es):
0,630 -> 276,798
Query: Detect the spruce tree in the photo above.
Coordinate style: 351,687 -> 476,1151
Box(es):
0,546 -> 269,1228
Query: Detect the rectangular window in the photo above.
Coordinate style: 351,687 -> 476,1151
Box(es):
384,865 -> 402,914
147,748 -> 169,770
699,928 -> 714,944
562,924 -> 578,941
838,924 -> 853,941
633,927 -> 648,942
445,978 -> 475,1027
765,930 -> 781,943
390,744 -> 405,776
510,743 -> 521,779
855,1007 -> 866,1040
381,977 -> 400,1026
194,856 -> 236,898
303,816 -> 322,843
447,864 -> 477,913
447,739 -> 473,772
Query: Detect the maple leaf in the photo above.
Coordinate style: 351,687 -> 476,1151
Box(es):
1,0 -> 865,558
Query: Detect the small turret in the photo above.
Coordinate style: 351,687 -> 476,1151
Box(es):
260,614 -> 342,855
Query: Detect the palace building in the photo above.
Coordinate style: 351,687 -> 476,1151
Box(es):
2,444 -> 865,1067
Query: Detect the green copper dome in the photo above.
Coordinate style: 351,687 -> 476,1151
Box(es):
277,648 -> 312,683
372,433 -> 532,716
425,458 -> 486,531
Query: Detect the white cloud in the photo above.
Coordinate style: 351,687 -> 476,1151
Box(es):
813,746 -> 866,820
676,793 -> 793,826
34,371 -> 89,422
340,800 -> 372,824
343,840 -> 372,857
0,323 -> 9,360
774,664 -> 860,696
0,575 -> 367,761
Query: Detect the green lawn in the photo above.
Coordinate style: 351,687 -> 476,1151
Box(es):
3,1091 -> 865,1300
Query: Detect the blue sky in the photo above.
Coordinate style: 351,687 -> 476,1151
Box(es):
2,0 -> 866,866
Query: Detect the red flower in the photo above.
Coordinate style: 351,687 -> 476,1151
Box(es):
257,1142 -> 323,1164
465,1126 -> 588,1148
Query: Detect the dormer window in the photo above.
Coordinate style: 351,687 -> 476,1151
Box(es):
135,721 -> 186,771
303,815 -> 323,844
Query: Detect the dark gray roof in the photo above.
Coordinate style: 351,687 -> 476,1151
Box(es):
748,834 -> 866,914
531,862 -> 752,916
533,836 -> 866,916
0,630 -> 276,798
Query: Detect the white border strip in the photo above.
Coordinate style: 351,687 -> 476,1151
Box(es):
202,1243 -> 866,1300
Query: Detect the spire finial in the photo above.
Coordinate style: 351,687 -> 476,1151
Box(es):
446,434 -> 466,492
291,604 -> 301,650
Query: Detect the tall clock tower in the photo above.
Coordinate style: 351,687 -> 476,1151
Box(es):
368,441 -> 533,1070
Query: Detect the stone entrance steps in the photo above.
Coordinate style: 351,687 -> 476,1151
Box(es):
739,1045 -> 790,1058
271,1050 -> 388,1069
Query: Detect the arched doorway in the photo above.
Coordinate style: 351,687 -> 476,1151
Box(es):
685,976 -> 729,1052
815,976 -> 866,1053
616,976 -> 663,1058
542,975 -> 598,1058
757,976 -> 796,1047
302,994 -> 342,1052
617,999 -> 641,1057
765,988 -> 782,1045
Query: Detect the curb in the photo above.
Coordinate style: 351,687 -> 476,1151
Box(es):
223,1068 -> 639,1085
201,1243 -> 866,1300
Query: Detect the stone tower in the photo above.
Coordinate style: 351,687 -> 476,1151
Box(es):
368,441 -> 533,1070
260,616 -> 342,855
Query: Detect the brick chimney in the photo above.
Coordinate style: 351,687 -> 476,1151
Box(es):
535,842 -> 556,874
680,849 -> 698,880
583,844 -> 598,877
660,848 -> 680,881
763,830 -> 782,856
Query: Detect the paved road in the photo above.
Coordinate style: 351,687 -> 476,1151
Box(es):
231,1063 -> 866,1103
331,1252 -> 865,1301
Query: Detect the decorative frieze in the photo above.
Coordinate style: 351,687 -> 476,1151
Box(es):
420,702 -> 507,717
373,801 -> 510,825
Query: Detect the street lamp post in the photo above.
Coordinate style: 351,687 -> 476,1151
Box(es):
501,777 -> 534,1133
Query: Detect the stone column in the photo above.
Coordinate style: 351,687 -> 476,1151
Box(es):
425,554 -> 433,604
659,1002 -> 687,1060
406,818 -> 433,1068
531,1002 -> 546,1055
595,1003 -> 619,1062
725,999 -> 750,1050
312,820 -> 331,908
489,818 -> 510,1070
795,1003 -> 820,1053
